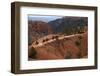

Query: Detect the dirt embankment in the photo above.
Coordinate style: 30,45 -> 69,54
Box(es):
28,32 -> 88,60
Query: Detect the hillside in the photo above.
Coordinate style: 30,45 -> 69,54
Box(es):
28,21 -> 53,45
28,17 -> 88,45
28,32 -> 88,60
48,17 -> 88,34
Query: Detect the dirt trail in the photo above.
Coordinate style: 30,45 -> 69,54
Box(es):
32,33 -> 85,48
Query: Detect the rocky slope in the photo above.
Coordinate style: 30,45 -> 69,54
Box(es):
28,32 -> 88,60
28,21 -> 53,45
28,17 -> 88,45
48,17 -> 88,34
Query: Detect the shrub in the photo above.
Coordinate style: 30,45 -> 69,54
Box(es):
65,51 -> 72,59
42,39 -> 45,42
35,41 -> 39,45
45,38 -> 49,41
29,47 -> 37,59
52,36 -> 55,39
78,36 -> 82,40
75,40 -> 81,46
77,51 -> 82,58
55,36 -> 58,40
65,38 -> 70,40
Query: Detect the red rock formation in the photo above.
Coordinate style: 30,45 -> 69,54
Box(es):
28,21 -> 53,45
28,32 -> 88,60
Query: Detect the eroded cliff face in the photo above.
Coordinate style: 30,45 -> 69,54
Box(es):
28,21 -> 53,45
28,32 -> 88,60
